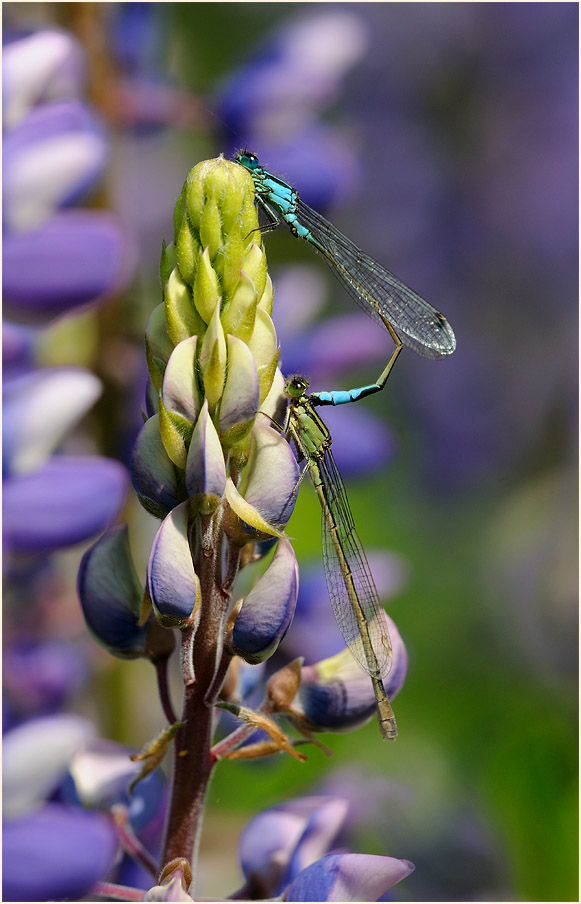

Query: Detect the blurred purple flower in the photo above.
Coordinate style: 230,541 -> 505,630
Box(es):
2,714 -> 167,900
285,852 -> 414,902
3,367 -> 128,555
237,796 -> 349,898
3,210 -> 132,322
218,10 -> 368,139
2,30 -> 134,323
3,804 -> 119,903
236,795 -> 413,901
3,640 -> 88,722
3,100 -> 109,230
217,10 -> 369,210
2,29 -> 85,129
3,456 -> 128,554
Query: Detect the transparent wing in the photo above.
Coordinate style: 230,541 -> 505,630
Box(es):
317,449 -> 392,678
296,197 -> 456,359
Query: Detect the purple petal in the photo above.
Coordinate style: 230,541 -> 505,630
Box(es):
2,211 -> 133,321
231,538 -> 299,663
4,639 -> 88,719
3,715 -> 96,820
238,424 -> 299,530
2,803 -> 118,902
284,852 -> 414,901
239,796 -> 348,898
185,400 -> 227,499
2,30 -> 85,129
131,414 -> 180,518
147,501 -> 199,625
3,368 -> 102,475
3,101 -> 109,230
3,455 -> 128,553
78,524 -> 148,659
284,798 -> 350,887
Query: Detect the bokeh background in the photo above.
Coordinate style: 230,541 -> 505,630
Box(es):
3,3 -> 578,901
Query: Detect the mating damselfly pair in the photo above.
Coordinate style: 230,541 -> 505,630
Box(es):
235,150 -> 456,739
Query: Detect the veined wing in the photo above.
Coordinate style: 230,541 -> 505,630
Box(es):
317,447 -> 392,679
296,197 -> 456,359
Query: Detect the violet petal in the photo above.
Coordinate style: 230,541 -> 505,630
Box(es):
2,803 -> 118,902
3,455 -> 128,553
284,852 -> 414,901
231,538 -> 299,663
3,211 -> 131,321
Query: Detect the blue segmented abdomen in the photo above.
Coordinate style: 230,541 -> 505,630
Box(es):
314,387 -> 370,406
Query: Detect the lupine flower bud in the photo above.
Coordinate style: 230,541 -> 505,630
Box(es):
218,335 -> 260,447
147,501 -> 200,628
229,538 -> 299,663
162,336 -> 201,425
78,525 -> 149,659
272,612 -> 407,734
224,424 -> 299,541
142,860 -> 194,902
185,399 -> 226,512
127,156 -> 297,652
131,414 -> 179,519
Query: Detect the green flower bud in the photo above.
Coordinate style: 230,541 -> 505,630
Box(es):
165,266 -> 205,345
160,240 -> 178,288
145,303 -> 174,392
199,303 -> 227,411
219,336 -> 260,448
162,336 -> 201,425
193,247 -> 221,324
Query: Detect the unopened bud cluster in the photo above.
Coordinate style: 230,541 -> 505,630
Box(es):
80,157 -> 299,664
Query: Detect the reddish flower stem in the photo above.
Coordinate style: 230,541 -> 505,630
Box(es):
160,514 -> 233,883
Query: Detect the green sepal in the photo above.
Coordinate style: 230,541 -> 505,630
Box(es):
221,273 -> 259,342
176,213 -> 199,286
160,240 -> 178,288
193,247 -> 221,324
220,228 -> 245,300
158,396 -> 193,470
199,195 -> 222,261
257,348 -> 281,404
165,266 -> 205,345
145,303 -> 174,392
173,182 -> 187,244
219,418 -> 255,450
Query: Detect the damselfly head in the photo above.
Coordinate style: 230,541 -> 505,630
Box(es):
234,150 -> 259,170
285,375 -> 310,399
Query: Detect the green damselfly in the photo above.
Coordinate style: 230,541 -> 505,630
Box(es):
234,150 -> 456,362
283,374 -> 398,740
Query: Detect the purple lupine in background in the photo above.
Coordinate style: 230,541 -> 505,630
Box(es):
2,714 -> 168,901
2,30 -> 132,321
2,28 -> 131,564
216,9 -> 367,210
2,27 -> 132,861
